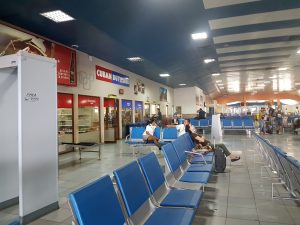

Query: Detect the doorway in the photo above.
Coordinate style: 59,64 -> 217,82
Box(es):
104,98 -> 119,143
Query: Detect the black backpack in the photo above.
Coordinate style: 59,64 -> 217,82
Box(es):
214,146 -> 226,173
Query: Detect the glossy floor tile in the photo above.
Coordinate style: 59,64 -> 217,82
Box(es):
1,132 -> 300,225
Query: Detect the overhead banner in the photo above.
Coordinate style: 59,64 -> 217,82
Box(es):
0,24 -> 77,87
96,65 -> 129,87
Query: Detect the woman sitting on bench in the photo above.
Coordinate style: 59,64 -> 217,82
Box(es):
143,119 -> 161,149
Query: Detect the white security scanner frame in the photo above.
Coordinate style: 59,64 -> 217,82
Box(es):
0,51 -> 58,224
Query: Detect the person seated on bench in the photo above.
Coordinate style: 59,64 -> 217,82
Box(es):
185,120 -> 240,162
143,119 -> 161,150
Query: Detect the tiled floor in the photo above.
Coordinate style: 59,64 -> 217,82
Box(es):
1,132 -> 300,225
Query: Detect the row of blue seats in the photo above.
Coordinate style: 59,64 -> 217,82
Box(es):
69,133 -> 214,225
253,133 -> 300,199
125,127 -> 178,145
222,118 -> 254,129
179,118 -> 254,129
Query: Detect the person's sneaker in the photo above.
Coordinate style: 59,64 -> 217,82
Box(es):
231,156 -> 240,162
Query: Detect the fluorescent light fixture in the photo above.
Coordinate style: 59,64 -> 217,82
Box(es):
40,10 -> 75,23
127,57 -> 143,62
297,49 -> 300,54
159,73 -> 170,77
226,101 -> 240,106
280,99 -> 298,105
191,32 -> 207,40
219,86 -> 225,89
204,58 -> 215,64
278,67 -> 288,71
178,83 -> 186,86
216,80 -> 222,83
212,73 -> 220,76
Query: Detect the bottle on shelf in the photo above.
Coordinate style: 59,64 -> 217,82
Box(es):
69,51 -> 76,84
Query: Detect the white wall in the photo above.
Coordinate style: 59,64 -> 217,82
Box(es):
174,86 -> 206,115
58,51 -> 174,140
58,52 -> 174,115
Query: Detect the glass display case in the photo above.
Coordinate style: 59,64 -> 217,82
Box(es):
121,99 -> 133,137
135,101 -> 143,122
144,103 -> 150,121
78,95 -> 100,144
57,93 -> 73,153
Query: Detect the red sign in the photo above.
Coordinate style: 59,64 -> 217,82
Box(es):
54,44 -> 77,87
104,98 -> 116,108
0,24 -> 77,87
78,95 -> 100,107
96,65 -> 112,83
57,93 -> 73,108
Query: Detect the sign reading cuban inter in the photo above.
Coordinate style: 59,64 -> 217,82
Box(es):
96,65 -> 129,87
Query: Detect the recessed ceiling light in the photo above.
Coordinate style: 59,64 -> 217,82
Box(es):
204,58 -> 215,64
159,73 -> 170,77
179,83 -> 186,86
297,49 -> 300,54
127,57 -> 143,62
191,32 -> 207,40
40,10 -> 75,23
278,67 -> 288,71
212,73 -> 220,76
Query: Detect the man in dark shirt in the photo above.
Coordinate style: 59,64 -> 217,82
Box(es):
198,108 -> 206,119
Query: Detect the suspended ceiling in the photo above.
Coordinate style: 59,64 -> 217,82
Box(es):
1,0 -> 300,99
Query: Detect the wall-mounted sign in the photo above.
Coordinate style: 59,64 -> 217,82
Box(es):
134,80 -> 145,95
96,65 -> 129,87
54,44 -> 77,86
135,101 -> 143,110
78,95 -> 100,107
159,87 -> 167,102
122,100 -> 132,109
0,24 -> 77,87
57,93 -> 73,108
119,89 -> 124,95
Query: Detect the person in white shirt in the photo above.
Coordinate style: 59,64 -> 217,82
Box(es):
176,123 -> 185,136
143,120 -> 161,149
295,106 -> 300,116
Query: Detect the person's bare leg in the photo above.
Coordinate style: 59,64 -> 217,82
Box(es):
147,136 -> 161,148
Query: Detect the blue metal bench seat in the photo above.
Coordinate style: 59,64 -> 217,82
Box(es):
113,161 -> 195,225
138,152 -> 203,208
162,143 -> 210,190
172,135 -> 213,172
69,175 -> 126,225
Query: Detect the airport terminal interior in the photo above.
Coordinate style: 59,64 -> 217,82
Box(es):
1,0 -> 300,225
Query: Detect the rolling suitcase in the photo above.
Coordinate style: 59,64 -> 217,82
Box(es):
214,146 -> 226,173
